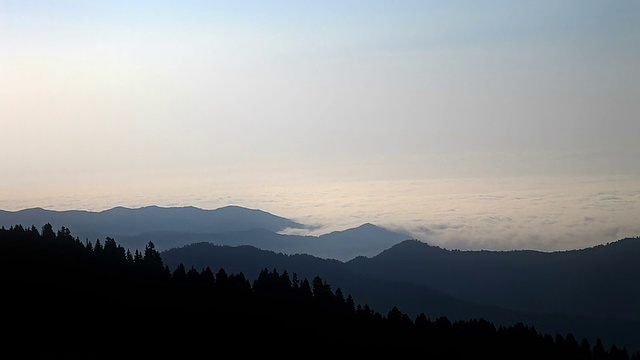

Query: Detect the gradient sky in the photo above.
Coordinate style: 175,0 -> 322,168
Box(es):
2,1 -> 639,250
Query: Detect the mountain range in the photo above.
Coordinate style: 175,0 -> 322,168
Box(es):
160,238 -> 640,353
347,238 -> 640,320
0,205 -> 304,237
0,205 -> 410,261
3,204 -> 639,352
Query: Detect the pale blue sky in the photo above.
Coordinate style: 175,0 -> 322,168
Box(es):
1,1 -> 639,249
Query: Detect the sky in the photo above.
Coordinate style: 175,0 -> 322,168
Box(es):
2,1 -> 639,251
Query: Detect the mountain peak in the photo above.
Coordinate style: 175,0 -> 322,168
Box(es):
356,222 -> 379,229
215,205 -> 266,213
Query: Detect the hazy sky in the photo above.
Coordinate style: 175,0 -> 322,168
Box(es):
2,1 -> 639,250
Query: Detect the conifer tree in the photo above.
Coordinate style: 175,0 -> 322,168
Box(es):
593,338 -> 606,360
200,266 -> 215,285
41,223 -> 55,242
172,263 -> 187,282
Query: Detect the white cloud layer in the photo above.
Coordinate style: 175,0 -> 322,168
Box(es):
1,175 -> 638,252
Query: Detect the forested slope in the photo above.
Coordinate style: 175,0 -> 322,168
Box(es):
1,224 -> 636,360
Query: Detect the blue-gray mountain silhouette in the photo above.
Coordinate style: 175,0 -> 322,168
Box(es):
0,206 -> 410,261
0,205 -> 303,239
114,222 -> 409,261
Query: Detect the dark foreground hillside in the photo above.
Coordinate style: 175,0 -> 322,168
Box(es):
1,224 -> 637,360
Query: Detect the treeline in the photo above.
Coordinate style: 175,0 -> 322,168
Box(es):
1,223 -> 638,359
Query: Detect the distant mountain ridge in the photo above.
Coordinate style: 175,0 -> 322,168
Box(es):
90,222 -> 409,261
0,205 -> 410,261
0,205 -> 305,239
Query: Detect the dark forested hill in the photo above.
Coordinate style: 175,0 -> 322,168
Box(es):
345,238 -> 640,321
160,240 -> 640,353
3,223 -> 638,359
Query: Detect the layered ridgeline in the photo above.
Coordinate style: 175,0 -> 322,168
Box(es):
0,206 -> 409,261
346,238 -> 640,321
2,224 -> 636,359
160,238 -> 640,353
4,205 -> 640,353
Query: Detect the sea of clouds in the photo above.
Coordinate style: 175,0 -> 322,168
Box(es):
1,175 -> 638,252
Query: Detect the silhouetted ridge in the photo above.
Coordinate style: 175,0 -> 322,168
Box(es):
163,236 -> 640,354
0,204 -> 307,241
367,238 -> 449,260
348,236 -> 640,324
3,223 -> 636,359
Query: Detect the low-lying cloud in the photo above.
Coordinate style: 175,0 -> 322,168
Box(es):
269,175 -> 640,252
2,175 -> 638,253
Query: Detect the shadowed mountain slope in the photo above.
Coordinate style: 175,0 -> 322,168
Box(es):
160,242 -> 520,323
160,241 -> 640,353
116,222 -> 409,261
346,238 -> 640,321
311,222 -> 410,259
